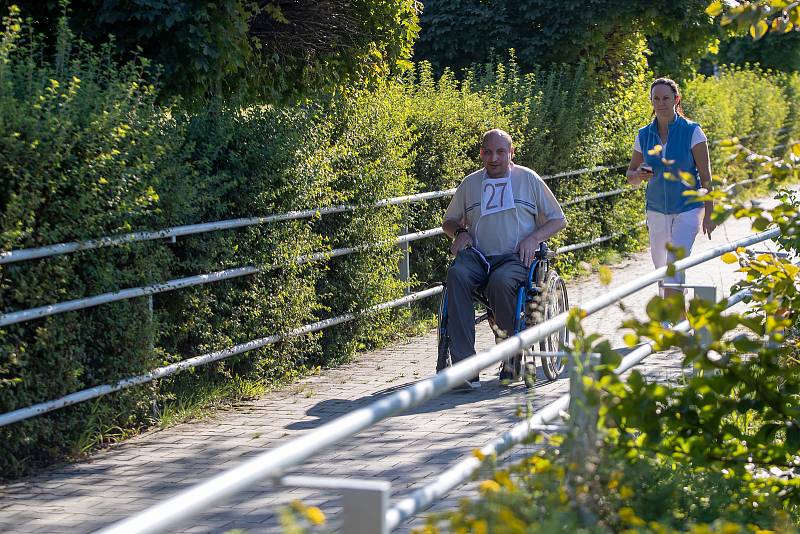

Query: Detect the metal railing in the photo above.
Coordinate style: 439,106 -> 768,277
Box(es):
98,228 -> 780,534
0,163 -> 648,427
0,227 -> 444,328
0,287 -> 442,426
385,290 -> 751,529
1,151 -> 785,426
0,190 -> 457,265
1,165 -> 638,328
0,230 -> 640,427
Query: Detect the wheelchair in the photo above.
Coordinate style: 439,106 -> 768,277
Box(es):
435,242 -> 570,387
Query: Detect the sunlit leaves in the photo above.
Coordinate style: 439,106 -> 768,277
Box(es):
707,0 -> 800,40
599,265 -> 612,286
750,19 -> 769,39
706,0 -> 724,16
567,307 -> 588,334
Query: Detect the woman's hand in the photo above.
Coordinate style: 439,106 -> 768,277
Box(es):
702,210 -> 716,239
626,165 -> 654,185
634,165 -> 654,181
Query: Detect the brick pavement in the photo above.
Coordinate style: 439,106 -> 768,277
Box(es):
0,208 -> 784,533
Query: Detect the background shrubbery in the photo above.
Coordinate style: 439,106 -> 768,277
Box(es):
1,12 -> 799,476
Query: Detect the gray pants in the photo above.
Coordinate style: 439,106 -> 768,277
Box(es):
445,249 -> 528,362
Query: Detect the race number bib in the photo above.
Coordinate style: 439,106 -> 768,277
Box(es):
481,177 -> 515,216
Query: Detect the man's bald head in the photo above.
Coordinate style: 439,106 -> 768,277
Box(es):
481,129 -> 513,150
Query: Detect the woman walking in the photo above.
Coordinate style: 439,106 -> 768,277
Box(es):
626,77 -> 715,301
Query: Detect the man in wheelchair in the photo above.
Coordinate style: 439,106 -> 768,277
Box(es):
441,129 -> 567,389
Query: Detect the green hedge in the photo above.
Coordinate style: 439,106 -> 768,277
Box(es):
1,17 -> 798,476
683,65 -> 792,185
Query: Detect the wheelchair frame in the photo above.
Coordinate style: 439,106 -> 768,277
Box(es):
436,243 -> 570,388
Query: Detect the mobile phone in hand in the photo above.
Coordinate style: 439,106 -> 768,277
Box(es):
640,164 -> 653,174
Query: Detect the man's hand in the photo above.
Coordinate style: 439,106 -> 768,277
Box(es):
517,234 -> 540,267
449,232 -> 473,256
702,210 -> 716,239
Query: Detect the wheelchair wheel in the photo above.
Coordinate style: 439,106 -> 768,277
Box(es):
436,287 -> 452,373
539,270 -> 569,381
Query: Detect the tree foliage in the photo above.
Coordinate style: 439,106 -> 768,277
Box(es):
415,0 -> 719,81
706,0 -> 800,40
1,0 -> 420,104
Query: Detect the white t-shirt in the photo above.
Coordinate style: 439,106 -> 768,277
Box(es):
633,126 -> 707,153
444,164 -> 565,256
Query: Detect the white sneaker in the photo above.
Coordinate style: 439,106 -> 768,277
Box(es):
456,377 -> 481,390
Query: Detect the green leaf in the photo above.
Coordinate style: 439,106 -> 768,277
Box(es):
752,216 -> 770,231
732,334 -> 761,352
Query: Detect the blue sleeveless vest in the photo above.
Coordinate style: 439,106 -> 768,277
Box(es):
637,115 -> 703,214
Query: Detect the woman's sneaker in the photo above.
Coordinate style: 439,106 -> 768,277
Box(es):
456,376 -> 482,390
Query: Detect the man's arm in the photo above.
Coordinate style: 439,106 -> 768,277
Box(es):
443,217 -> 473,256
442,218 -> 464,238
517,174 -> 567,266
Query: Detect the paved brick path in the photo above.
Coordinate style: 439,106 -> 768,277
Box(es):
0,208 -> 783,533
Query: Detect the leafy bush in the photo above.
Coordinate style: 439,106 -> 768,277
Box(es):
418,446 -> 799,533
0,10 -> 185,475
683,66 -> 789,184
313,85 -> 415,359
414,0 -> 718,83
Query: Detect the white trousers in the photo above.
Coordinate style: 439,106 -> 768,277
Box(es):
647,207 -> 704,291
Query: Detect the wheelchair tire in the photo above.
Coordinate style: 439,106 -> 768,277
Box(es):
436,287 -> 452,373
539,270 -> 570,381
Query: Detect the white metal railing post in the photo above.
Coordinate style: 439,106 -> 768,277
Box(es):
342,482 -> 391,534
566,350 -> 599,523
279,476 -> 390,534
147,294 -> 157,419
567,351 -> 598,446
399,206 -> 410,297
